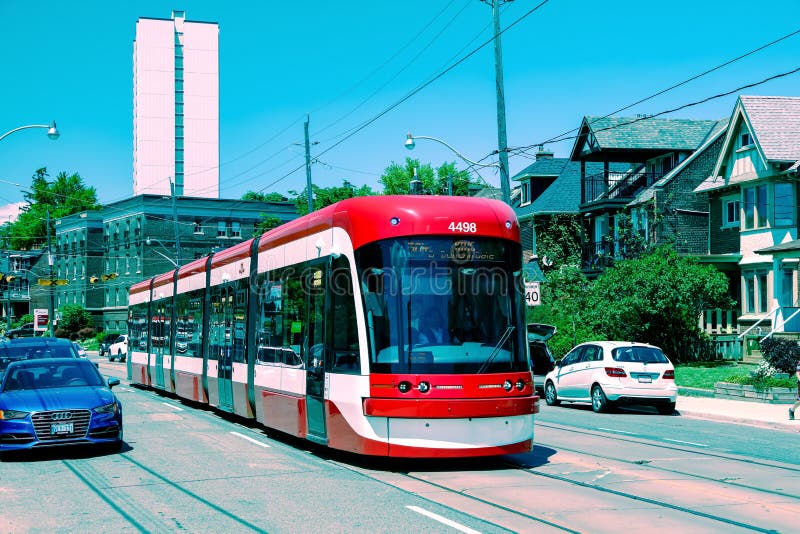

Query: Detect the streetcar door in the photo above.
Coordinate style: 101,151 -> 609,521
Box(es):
305,265 -> 327,442
216,284 -> 235,412
153,307 -> 166,389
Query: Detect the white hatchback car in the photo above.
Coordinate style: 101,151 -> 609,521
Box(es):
543,341 -> 677,414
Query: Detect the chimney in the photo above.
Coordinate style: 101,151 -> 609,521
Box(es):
535,145 -> 553,160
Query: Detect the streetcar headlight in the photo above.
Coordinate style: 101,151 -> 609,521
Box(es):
398,381 -> 412,393
503,379 -> 513,392
505,220 -> 512,229
515,379 -> 525,391
418,381 -> 430,393
390,217 -> 400,226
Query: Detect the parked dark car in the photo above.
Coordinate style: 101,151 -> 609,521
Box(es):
0,337 -> 80,380
5,323 -> 36,339
0,358 -> 123,456
528,323 -> 556,394
99,335 -> 120,357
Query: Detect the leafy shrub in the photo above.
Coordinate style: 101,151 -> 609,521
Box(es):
723,374 -> 797,389
77,327 -> 95,341
758,338 -> 800,374
97,331 -> 120,343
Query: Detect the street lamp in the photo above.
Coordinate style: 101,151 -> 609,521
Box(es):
0,121 -> 60,142
146,237 -> 178,268
404,133 -> 500,195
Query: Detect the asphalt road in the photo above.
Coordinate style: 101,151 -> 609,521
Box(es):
2,356 -> 798,533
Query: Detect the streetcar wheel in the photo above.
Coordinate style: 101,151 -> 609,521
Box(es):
544,381 -> 560,406
591,385 -> 610,413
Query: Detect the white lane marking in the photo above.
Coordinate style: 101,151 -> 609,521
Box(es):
230,431 -> 271,448
597,427 -> 637,435
161,402 -> 183,411
406,506 -> 481,534
664,438 -> 708,447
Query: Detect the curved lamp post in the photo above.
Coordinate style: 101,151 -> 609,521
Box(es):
404,133 -> 500,196
0,121 -> 60,143
146,237 -> 178,268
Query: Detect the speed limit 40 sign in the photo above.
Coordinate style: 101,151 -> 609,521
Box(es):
524,281 -> 540,307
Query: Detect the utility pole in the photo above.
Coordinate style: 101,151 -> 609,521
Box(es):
170,178 -> 182,266
490,0 -> 512,205
46,208 -> 55,336
304,114 -> 314,213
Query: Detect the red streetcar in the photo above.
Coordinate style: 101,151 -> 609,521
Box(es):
128,195 -> 538,457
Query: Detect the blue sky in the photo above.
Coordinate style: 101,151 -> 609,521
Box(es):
1,0 -> 799,220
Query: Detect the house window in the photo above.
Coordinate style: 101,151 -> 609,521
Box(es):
217,221 -> 227,238
631,208 -> 648,238
230,222 -> 241,238
742,184 -> 768,229
744,270 -> 770,314
520,181 -> 531,206
194,221 -> 203,234
740,132 -> 753,148
723,198 -> 740,228
774,182 -> 795,226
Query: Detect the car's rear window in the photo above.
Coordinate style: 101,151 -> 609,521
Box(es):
612,346 -> 669,364
0,344 -> 78,372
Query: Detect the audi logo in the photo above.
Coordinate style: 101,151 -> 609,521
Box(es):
51,411 -> 73,421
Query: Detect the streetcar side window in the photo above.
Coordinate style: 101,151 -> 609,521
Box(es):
209,279 -> 249,364
175,288 -> 204,358
128,301 -> 149,353
150,296 -> 173,354
329,256 -> 360,374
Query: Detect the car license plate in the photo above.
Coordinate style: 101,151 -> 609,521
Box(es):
638,376 -> 652,383
51,423 -> 73,434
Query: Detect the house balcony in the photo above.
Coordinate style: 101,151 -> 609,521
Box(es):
581,170 -> 664,206
580,240 -> 643,271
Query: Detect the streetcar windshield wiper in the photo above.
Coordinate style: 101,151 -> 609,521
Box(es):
477,326 -> 515,374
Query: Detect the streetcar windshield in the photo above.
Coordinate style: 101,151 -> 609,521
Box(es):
356,237 -> 528,374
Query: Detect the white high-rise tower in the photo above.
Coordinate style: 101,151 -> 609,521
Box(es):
133,10 -> 219,198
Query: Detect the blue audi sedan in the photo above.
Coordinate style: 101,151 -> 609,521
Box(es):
0,358 -> 123,455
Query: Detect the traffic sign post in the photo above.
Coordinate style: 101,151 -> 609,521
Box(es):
524,281 -> 541,307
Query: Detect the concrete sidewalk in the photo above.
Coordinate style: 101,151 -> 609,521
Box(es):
677,394 -> 800,430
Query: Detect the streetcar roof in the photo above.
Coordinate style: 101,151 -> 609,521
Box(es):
258,195 -> 519,253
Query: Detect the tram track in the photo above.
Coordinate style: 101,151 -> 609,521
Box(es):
109,376 -> 798,532
327,420 -> 800,533
531,422 -> 800,500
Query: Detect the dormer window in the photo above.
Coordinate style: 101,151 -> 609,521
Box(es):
521,180 -> 531,206
740,132 -> 753,148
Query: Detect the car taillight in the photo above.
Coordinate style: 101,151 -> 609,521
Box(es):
663,369 -> 675,380
604,367 -> 627,378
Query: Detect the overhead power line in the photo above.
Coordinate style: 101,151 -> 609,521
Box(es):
506,64 -> 800,160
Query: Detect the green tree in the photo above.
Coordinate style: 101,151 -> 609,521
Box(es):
241,191 -> 294,234
241,191 -> 288,202
57,304 -> 94,340
254,216 -> 284,235
534,214 -> 583,268
587,245 -> 732,362
529,265 -> 600,358
291,180 -> 375,216
379,158 -> 476,195
4,168 -> 101,250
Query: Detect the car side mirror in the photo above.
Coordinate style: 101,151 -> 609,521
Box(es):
556,359 -> 563,368
107,377 -> 120,388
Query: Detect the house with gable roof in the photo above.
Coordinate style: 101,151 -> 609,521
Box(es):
512,147 -> 628,266
694,95 -> 800,338
569,115 -> 726,274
